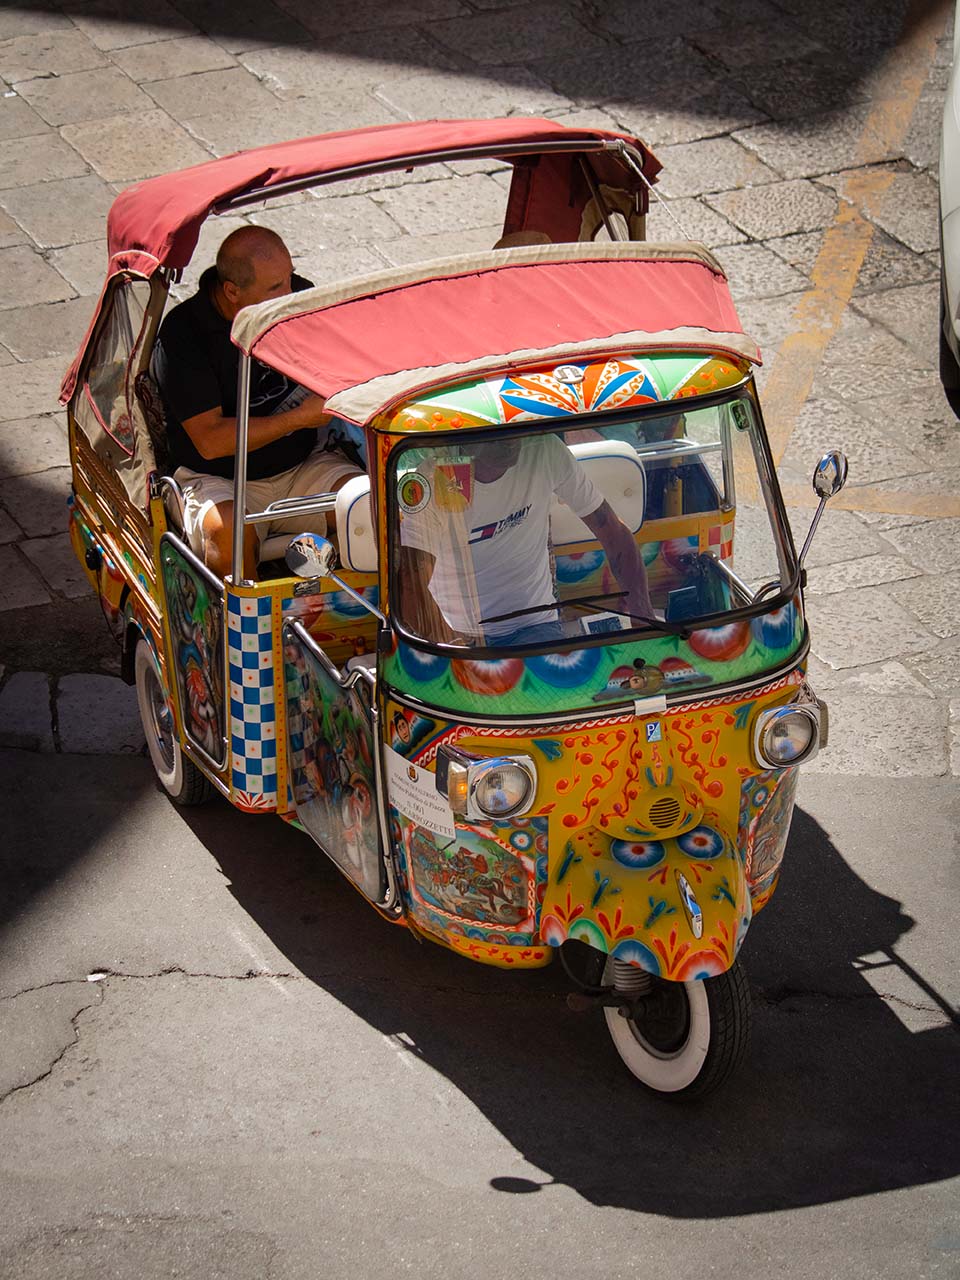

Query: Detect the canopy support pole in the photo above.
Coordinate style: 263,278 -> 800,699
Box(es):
232,351 -> 252,585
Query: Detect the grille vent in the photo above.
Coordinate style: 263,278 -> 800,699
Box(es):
648,796 -> 681,830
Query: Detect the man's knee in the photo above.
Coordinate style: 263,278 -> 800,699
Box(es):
202,503 -> 256,575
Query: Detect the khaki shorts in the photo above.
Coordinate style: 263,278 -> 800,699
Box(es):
175,443 -> 362,560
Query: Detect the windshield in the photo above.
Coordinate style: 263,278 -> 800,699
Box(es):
392,394 -> 791,651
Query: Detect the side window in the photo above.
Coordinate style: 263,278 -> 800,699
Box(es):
84,278 -> 151,455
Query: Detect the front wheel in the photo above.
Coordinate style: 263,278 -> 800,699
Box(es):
134,635 -> 213,806
603,957 -> 751,1099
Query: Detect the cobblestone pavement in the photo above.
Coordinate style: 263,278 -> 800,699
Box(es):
0,0 -> 957,779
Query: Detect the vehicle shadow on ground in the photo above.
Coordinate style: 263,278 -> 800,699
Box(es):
183,796 -> 960,1218
2,0 -> 929,126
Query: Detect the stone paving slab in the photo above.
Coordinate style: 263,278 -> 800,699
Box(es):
0,28 -> 108,82
0,8 -> 75,42
803,692 -> 950,777
0,172 -> 116,250
821,165 -> 940,256
15,64 -> 154,126
0,244 -> 74,309
0,298 -> 93,362
0,466 -> 72,538
48,238 -> 108,296
0,129 -> 91,190
0,88 -> 50,143
62,107 -> 211,181
65,0 -> 196,52
144,65 -> 277,118
427,2 -> 608,65
20,531 -> 90,600
57,672 -> 143,753
110,32 -> 236,82
705,179 -> 839,241
374,66 -> 570,122
0,670 -> 54,747
0,416 -> 69,480
0,208 -> 27,250
805,586 -> 941,670
654,136 -> 780,200
884,570 -> 960,638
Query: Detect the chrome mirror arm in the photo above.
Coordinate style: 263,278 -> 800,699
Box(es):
798,449 -> 849,569
286,533 -> 386,625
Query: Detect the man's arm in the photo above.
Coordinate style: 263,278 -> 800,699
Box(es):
399,546 -> 463,643
581,500 -> 655,619
180,394 -> 332,462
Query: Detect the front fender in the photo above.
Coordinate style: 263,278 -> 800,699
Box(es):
538,816 -> 751,980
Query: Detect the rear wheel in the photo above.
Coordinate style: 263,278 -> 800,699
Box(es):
134,636 -> 212,806
942,289 -> 960,391
603,957 -> 751,1099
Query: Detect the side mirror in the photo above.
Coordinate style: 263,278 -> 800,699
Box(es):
798,449 -> 849,568
812,449 -> 848,499
284,532 -> 386,625
286,532 -> 338,579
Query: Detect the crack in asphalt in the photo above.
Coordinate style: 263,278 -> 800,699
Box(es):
755,984 -> 956,1023
0,986 -> 103,1107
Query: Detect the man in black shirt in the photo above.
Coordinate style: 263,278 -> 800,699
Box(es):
153,226 -> 363,577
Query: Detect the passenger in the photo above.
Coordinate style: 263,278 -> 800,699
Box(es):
153,226 -> 364,578
399,434 -> 654,647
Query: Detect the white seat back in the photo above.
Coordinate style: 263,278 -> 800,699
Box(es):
550,439 -> 645,547
336,474 -> 377,573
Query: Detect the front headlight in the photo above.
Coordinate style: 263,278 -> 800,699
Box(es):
436,745 -> 537,820
472,761 -> 535,817
754,702 -> 821,768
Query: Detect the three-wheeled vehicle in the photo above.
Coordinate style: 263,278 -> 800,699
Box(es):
63,118 -> 847,1097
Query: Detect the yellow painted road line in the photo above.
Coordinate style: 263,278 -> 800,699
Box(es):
780,481 -> 960,518
761,0 -> 952,517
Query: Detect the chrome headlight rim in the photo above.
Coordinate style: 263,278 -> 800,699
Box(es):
435,745 -> 538,820
469,756 -> 537,819
753,702 -> 821,769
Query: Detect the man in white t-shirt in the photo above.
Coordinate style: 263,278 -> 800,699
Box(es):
399,434 -> 653,646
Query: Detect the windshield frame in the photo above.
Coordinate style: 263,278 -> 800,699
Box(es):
385,381 -> 800,659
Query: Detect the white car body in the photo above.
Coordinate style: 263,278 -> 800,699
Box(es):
939,9 -> 960,390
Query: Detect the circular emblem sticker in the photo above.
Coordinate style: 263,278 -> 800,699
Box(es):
398,472 -> 431,514
553,364 -> 584,384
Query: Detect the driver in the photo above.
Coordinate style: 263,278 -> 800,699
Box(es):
399,433 -> 653,646
153,226 -> 364,578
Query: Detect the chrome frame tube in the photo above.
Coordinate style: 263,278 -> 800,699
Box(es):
215,139 -> 640,213
232,351 -> 252,584
243,493 -> 338,525
579,156 -> 621,240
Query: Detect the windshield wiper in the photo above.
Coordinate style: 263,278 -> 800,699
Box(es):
568,594 -> 691,639
480,593 -> 691,639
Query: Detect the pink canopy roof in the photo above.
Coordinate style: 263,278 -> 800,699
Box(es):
233,245 -> 758,426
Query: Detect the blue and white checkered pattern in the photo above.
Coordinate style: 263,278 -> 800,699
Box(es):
227,594 -> 278,806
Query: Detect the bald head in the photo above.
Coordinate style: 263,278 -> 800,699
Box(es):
213,227 -> 295,318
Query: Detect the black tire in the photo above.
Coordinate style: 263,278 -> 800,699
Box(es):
134,635 -> 213,806
603,958 -> 752,1099
942,289 -> 960,391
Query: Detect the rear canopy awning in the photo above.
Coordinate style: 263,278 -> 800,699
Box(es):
61,116 -> 661,404
231,242 -> 760,426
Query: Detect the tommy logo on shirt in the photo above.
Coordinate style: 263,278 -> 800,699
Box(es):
468,504 -> 531,544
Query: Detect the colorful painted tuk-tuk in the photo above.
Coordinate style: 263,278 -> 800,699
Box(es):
63,118 -> 845,1097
